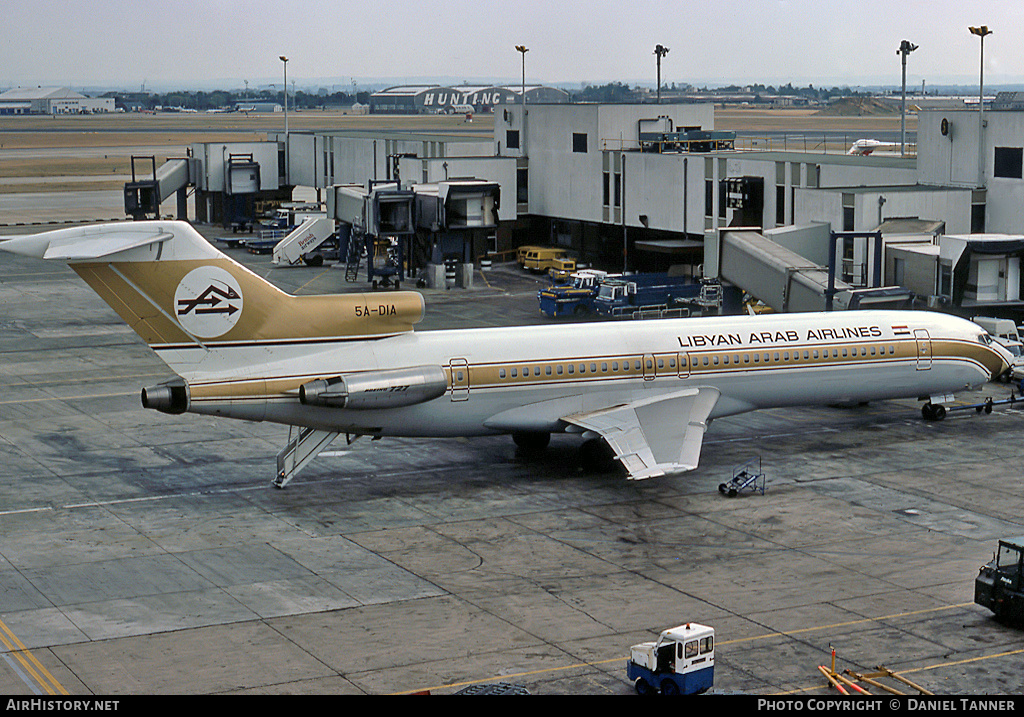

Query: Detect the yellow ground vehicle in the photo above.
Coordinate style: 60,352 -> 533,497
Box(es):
518,246 -> 575,274
516,245 -> 547,266
547,258 -> 578,282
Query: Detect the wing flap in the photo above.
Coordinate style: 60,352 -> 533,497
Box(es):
565,387 -> 720,480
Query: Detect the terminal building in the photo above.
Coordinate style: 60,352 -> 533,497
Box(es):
132,94 -> 1024,319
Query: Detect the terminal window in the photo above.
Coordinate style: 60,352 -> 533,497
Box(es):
573,133 -> 588,153
994,147 -> 1023,179
506,130 -> 520,150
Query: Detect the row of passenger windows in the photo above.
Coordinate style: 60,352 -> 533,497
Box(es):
701,344 -> 898,367
493,345 -> 900,380
499,359 -> 647,379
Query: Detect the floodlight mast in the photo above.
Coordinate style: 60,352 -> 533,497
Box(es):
654,45 -> 670,104
280,56 -> 289,181
515,45 -> 529,153
969,26 -> 992,186
515,45 -> 528,107
897,40 -> 917,157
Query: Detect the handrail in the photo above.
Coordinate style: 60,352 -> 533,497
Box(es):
599,135 -> 917,157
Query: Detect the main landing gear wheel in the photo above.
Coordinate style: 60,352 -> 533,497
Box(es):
512,431 -> 550,452
580,437 -> 617,473
921,402 -> 947,421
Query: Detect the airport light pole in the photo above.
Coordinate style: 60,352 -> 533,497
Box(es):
897,40 -> 917,157
280,55 -> 289,182
654,44 -> 670,104
515,45 -> 528,109
969,25 -> 992,186
516,45 -> 528,153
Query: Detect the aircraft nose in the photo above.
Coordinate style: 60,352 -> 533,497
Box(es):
996,356 -> 1011,382
987,346 -> 1013,382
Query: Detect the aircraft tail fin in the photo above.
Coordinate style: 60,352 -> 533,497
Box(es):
0,221 -> 424,370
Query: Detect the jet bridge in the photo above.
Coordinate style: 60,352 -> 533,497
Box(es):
708,229 -> 913,312
322,178 -> 500,289
328,181 -> 416,288
125,141 -> 290,227
414,179 -> 501,288
124,156 -> 192,220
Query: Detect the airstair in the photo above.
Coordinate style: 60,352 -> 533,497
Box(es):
344,229 -> 364,282
271,216 -> 335,265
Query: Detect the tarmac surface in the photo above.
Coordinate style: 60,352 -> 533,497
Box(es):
1,221 -> 1024,697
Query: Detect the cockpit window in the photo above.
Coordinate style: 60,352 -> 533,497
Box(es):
980,333 -> 993,346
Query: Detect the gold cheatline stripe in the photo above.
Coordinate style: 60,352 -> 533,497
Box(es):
0,618 -> 68,695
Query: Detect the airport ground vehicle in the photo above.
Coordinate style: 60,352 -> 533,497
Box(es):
592,272 -> 702,318
517,245 -> 575,274
537,270 -> 610,317
972,317 -> 1024,381
546,258 -> 579,283
626,623 -> 715,695
975,536 -> 1024,626
972,316 -> 1021,343
992,337 -> 1024,382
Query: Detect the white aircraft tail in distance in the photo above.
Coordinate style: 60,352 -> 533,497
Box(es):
0,221 -> 1010,488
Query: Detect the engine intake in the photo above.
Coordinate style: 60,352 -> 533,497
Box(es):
300,365 -> 447,410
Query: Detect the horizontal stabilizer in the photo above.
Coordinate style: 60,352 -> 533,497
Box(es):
0,226 -> 173,261
565,386 -> 720,480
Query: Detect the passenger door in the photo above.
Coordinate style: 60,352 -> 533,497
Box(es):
914,328 -> 932,370
449,358 -> 470,400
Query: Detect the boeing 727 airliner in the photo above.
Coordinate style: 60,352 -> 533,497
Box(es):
0,221 -> 1010,487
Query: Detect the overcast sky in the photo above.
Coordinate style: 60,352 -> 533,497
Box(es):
4,0 -> 1023,91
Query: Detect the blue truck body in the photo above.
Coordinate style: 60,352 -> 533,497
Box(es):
537,270 -> 611,318
626,661 -> 714,696
592,273 -> 702,318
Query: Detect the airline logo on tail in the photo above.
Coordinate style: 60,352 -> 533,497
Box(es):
174,266 -> 244,338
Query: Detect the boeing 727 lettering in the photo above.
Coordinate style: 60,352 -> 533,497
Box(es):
0,222 -> 1010,487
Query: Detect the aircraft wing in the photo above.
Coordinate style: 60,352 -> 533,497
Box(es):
564,386 -> 720,480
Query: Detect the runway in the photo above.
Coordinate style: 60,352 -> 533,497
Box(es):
0,228 -> 1022,695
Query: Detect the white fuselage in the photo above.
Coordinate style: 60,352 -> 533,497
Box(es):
168,309 -> 1002,439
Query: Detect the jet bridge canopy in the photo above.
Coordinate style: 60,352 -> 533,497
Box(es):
415,179 -> 500,230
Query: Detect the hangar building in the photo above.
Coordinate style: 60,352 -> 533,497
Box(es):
0,87 -> 114,115
370,84 -> 569,114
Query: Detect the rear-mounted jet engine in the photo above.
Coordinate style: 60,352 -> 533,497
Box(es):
299,365 -> 448,410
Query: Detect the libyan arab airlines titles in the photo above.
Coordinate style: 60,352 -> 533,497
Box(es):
678,325 -> 887,349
